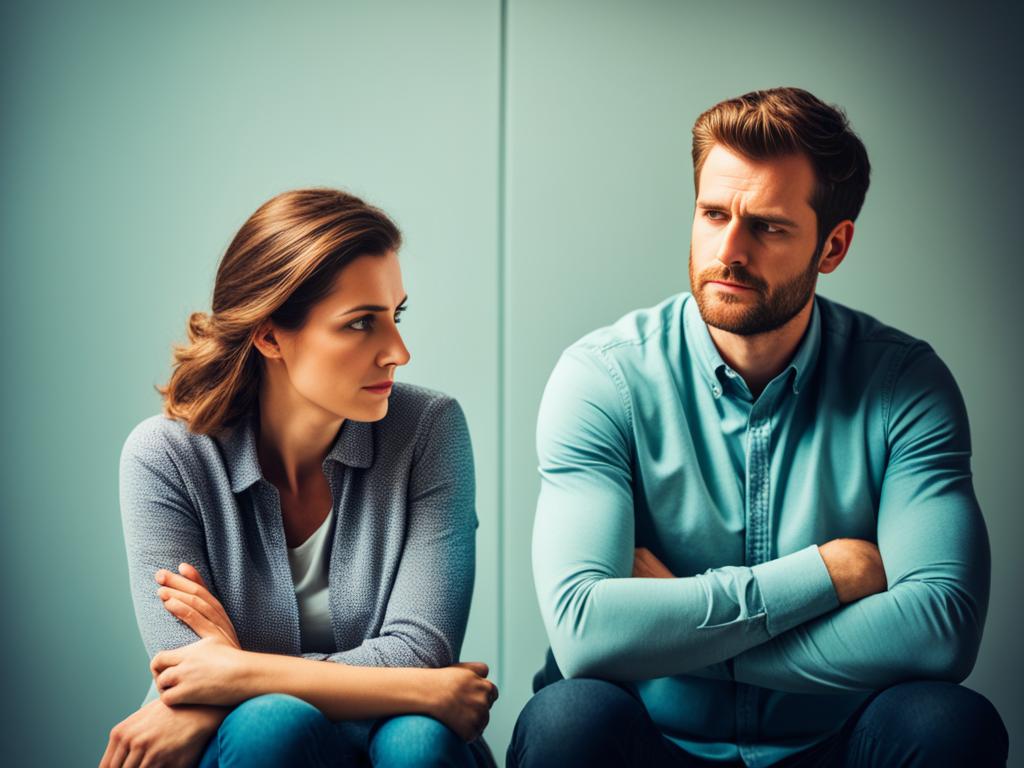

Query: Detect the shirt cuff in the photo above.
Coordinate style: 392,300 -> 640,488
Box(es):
751,544 -> 839,637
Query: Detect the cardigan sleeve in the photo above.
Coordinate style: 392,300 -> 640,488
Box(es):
119,417 -> 216,661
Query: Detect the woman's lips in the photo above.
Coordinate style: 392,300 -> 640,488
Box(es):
363,381 -> 394,394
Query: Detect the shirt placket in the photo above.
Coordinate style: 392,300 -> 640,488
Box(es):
737,395 -> 773,766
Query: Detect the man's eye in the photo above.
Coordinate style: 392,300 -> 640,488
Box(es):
756,221 -> 783,234
704,210 -> 726,221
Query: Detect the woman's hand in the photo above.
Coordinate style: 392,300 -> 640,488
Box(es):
155,563 -> 240,648
426,662 -> 499,742
151,637 -> 254,708
99,699 -> 224,768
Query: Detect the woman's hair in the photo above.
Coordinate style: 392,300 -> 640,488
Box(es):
160,188 -> 402,435
692,87 -> 871,257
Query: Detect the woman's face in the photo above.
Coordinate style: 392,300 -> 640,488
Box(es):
261,250 -> 410,423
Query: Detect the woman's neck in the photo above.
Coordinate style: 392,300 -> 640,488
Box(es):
255,365 -> 343,495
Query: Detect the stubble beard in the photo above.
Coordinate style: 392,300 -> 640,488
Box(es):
688,246 -> 821,337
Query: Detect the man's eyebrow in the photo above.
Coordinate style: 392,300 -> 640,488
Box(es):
696,202 -> 800,229
335,296 -> 409,317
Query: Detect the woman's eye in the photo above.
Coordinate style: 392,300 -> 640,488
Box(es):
348,316 -> 374,331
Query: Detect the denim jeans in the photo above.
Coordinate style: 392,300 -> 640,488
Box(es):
198,693 -> 477,767
507,678 -> 1009,767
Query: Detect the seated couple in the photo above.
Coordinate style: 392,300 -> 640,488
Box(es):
103,88 -> 1007,768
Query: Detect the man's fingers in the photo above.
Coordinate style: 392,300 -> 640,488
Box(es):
633,547 -> 675,578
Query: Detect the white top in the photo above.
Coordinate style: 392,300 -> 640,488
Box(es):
286,509 -> 335,654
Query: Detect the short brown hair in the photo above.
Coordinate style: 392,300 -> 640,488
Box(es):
160,188 -> 402,435
692,87 -> 871,255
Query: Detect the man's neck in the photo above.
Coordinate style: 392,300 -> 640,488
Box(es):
706,299 -> 814,400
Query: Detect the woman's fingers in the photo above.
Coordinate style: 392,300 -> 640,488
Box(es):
177,562 -> 208,588
155,569 -> 223,613
150,647 -> 183,676
157,587 -> 226,635
153,569 -> 239,646
455,661 -> 489,678
155,667 -> 178,691
162,597 -> 226,641
100,733 -> 128,768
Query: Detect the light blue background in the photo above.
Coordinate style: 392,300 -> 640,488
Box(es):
2,1 -> 1020,765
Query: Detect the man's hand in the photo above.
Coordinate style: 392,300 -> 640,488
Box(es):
99,699 -> 224,768
818,538 -> 888,604
632,547 -> 675,578
156,563 -> 240,649
151,637 -> 253,708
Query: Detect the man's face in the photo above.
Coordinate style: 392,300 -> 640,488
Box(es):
689,144 -> 822,336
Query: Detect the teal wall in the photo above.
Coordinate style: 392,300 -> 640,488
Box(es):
2,1 -> 1020,765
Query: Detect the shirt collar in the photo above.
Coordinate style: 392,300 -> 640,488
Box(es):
683,293 -> 821,399
219,414 -> 375,494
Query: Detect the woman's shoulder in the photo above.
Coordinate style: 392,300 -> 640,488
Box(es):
380,383 -> 469,446
120,413 -> 221,469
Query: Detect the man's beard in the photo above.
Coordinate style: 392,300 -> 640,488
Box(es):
689,247 -> 820,336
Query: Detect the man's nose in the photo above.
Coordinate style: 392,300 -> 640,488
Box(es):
716,220 -> 749,267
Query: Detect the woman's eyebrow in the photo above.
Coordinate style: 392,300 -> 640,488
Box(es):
335,296 -> 409,317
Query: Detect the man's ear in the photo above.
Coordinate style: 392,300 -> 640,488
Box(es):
818,220 -> 854,275
252,321 -> 284,360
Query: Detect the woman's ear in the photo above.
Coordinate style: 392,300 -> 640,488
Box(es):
252,321 -> 284,360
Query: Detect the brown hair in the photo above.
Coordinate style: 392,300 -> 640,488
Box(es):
160,188 -> 402,435
692,87 -> 871,256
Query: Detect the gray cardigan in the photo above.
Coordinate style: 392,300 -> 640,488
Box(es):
119,383 -> 476,703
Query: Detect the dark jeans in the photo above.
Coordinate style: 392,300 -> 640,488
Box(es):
507,678 -> 1008,767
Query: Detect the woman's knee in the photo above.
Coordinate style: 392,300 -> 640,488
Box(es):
214,694 -> 333,766
369,714 -> 471,768
853,681 -> 1008,766
508,678 -> 648,768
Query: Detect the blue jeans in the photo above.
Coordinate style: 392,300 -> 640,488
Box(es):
198,693 -> 477,767
507,678 -> 1009,767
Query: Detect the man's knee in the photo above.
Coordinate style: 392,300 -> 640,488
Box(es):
853,681 -> 1008,766
507,678 -> 648,768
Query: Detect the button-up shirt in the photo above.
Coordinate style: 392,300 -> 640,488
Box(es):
533,292 -> 989,766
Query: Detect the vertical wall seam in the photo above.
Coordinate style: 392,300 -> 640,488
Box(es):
496,0 -> 509,690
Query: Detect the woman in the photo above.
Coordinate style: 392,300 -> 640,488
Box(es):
101,189 -> 497,768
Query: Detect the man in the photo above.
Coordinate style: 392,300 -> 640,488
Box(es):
509,88 -> 1008,767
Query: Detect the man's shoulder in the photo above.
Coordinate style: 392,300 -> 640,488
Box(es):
566,292 -> 685,362
817,295 -> 923,351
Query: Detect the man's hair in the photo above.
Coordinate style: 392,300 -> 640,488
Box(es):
692,87 -> 871,255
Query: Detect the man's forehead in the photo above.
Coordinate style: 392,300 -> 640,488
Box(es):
698,144 -> 816,211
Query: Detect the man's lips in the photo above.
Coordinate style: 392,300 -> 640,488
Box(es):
708,280 -> 756,291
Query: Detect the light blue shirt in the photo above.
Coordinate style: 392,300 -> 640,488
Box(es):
533,292 -> 989,766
